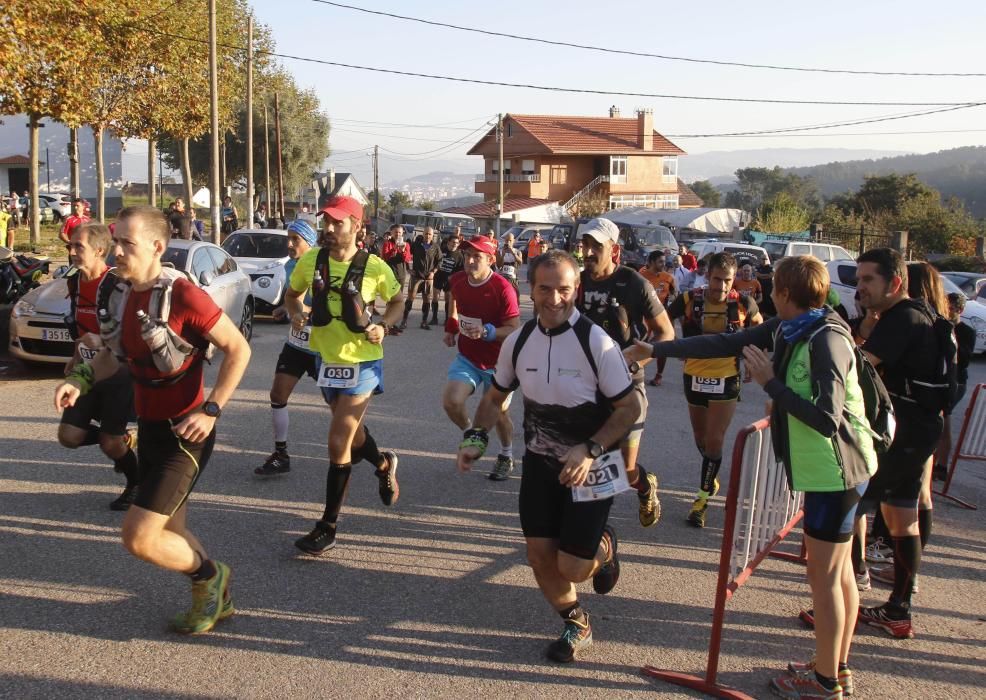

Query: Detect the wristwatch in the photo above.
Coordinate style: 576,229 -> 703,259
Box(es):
585,440 -> 605,459
627,361 -> 641,374
202,401 -> 222,418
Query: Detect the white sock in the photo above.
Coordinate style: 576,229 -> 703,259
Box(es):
272,404 -> 289,444
498,441 -> 513,459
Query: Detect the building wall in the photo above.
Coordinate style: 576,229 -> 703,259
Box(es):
609,155 -> 677,194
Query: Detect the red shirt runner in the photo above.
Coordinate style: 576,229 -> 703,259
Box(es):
61,214 -> 90,243
120,278 -> 221,421
73,268 -> 112,335
449,270 -> 519,369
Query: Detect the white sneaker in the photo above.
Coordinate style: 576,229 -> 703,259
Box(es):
865,537 -> 893,564
856,570 -> 871,592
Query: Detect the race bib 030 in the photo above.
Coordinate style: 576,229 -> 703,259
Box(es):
316,363 -> 359,389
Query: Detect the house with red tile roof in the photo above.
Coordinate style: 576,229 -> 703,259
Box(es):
465,108 -> 703,218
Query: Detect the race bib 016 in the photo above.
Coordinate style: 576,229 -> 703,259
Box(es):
288,325 -> 312,350
692,376 -> 726,394
572,450 -> 632,502
317,363 -> 359,389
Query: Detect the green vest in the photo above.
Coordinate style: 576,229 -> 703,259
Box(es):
785,332 -> 878,492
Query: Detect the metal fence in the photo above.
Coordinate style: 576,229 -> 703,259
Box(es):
810,224 -> 899,257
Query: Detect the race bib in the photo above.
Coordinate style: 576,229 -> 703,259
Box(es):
572,450 -> 632,502
78,343 -> 99,364
287,324 -> 312,350
458,314 -> 483,335
500,264 -> 516,278
692,376 -> 726,394
316,363 -> 359,389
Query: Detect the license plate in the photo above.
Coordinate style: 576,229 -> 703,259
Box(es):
692,376 -> 725,394
42,328 -> 72,342
316,363 -> 359,389
572,450 -> 632,502
288,325 -> 311,349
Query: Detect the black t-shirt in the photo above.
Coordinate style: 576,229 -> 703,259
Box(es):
864,298 -> 939,418
955,321 -> 975,383
437,248 -> 464,276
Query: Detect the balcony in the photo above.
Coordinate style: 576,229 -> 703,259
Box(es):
475,174 -> 541,183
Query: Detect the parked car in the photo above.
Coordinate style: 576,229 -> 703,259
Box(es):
221,228 -> 291,314
940,271 -> 986,303
826,259 -> 986,354
9,239 -> 254,365
499,224 -> 554,261
688,239 -> 769,269
760,240 -> 854,264
18,196 -> 54,224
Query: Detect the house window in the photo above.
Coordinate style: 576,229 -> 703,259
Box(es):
549,165 -> 567,185
610,156 -> 627,184
608,193 -> 679,209
521,159 -> 535,175
662,156 -> 678,182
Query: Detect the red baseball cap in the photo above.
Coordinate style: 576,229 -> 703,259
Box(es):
460,235 -> 498,257
318,195 -> 363,221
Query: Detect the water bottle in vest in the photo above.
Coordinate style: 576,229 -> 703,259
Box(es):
313,269 -> 325,295
137,309 -> 172,368
97,307 -> 117,336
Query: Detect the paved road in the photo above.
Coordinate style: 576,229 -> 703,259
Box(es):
1,290 -> 984,699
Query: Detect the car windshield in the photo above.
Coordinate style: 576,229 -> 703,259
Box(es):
634,226 -> 674,247
162,247 -> 189,270
222,232 -> 288,258
762,242 -> 787,259
940,276 -> 963,296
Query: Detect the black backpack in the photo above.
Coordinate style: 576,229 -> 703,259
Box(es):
64,267 -> 119,341
310,248 -> 372,333
511,314 -> 598,379
905,301 -> 959,415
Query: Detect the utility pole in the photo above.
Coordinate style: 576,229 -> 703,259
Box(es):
496,113 -> 504,237
373,145 -> 380,226
158,150 -> 164,203
208,0 -> 221,242
264,102 -> 271,218
274,91 -> 285,222
246,15 -> 254,226
148,139 -> 156,206
45,147 -> 50,192
68,127 -> 80,199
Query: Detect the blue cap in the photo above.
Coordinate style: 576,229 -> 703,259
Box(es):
287,219 -> 318,247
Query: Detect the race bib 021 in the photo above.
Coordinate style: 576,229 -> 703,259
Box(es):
572,450 -> 632,502
316,363 -> 359,389
692,376 -> 726,394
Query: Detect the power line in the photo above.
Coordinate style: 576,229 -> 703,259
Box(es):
377,123 -> 492,157
331,125 -> 493,142
331,116 -> 493,130
680,128 -> 986,139
311,0 -> 986,78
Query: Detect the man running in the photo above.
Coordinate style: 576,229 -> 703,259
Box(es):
400,226 -> 441,330
578,218 -> 674,527
254,220 -> 320,477
60,198 -> 90,245
433,228 -> 465,325
638,250 -> 677,387
457,249 -> 643,663
54,205 -> 251,634
442,235 -> 520,480
497,233 -> 523,300
285,195 -> 404,556
666,252 -> 762,527
733,263 -> 763,303
58,222 -> 140,510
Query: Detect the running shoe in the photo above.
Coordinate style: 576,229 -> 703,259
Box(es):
858,603 -> 914,639
420,321 -> 431,330
375,451 -> 400,506
798,608 -> 815,628
856,570 -> 871,592
687,497 -> 709,528
865,538 -> 893,564
912,574 -> 920,595
545,615 -> 592,663
388,324 -> 403,336
869,564 -> 894,587
254,450 -> 291,477
295,521 -> 337,556
174,588 -> 234,633
787,658 -> 854,696
125,428 -> 138,453
638,471 -> 661,527
769,673 -> 842,699
592,525 -> 620,594
109,484 -> 138,511
648,375 -> 662,387
397,320 -> 407,331
489,454 -> 514,481
171,561 -> 230,634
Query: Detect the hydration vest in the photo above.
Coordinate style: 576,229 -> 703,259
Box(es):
64,267 -> 120,341
683,287 -> 745,337
309,247 -> 372,334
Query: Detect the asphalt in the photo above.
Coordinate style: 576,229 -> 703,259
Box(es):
1,286 -> 984,699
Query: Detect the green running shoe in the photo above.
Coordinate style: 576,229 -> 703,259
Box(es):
171,561 -> 230,635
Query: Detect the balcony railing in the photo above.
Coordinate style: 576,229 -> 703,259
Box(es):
475,174 -> 541,183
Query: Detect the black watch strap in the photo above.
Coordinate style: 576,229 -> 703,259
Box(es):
586,440 -> 605,458
202,401 -> 222,418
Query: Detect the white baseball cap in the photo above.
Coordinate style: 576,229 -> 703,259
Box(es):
580,218 -> 620,244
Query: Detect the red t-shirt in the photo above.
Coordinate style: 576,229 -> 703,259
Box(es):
120,278 -> 222,421
73,268 -> 112,335
62,214 -> 90,241
449,270 -> 519,369
681,253 -> 697,271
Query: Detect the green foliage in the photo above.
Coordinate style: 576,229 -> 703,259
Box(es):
418,200 -> 437,211
724,166 -> 820,213
687,180 -> 720,207
751,192 -> 811,233
931,256 -> 986,273
388,191 -> 414,211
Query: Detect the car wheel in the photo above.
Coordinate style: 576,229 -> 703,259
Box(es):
239,298 -> 254,341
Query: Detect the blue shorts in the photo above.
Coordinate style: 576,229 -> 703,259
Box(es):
803,482 -> 868,544
447,354 -> 495,393
317,358 -> 384,403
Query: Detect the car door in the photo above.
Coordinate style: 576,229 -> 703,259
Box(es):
190,245 -> 225,311
208,246 -> 247,320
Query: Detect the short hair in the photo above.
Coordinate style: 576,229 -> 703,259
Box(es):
528,249 -> 580,286
117,205 -> 171,244
947,292 -> 966,313
773,255 -> 829,309
648,250 -> 664,264
907,261 -> 947,316
72,197 -> 85,205
75,221 -> 112,254
857,247 -> 907,288
707,252 -> 736,275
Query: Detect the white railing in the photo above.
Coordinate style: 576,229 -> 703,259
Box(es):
475,174 -> 541,183
562,174 -> 610,212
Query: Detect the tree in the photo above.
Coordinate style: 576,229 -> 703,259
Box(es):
388,191 -> 413,212
725,166 -> 820,214
418,200 -> 437,211
751,192 -> 811,233
688,180 -> 720,207
845,173 -> 938,216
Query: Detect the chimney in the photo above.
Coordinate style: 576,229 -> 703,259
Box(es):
608,105 -> 621,119
637,109 -> 653,151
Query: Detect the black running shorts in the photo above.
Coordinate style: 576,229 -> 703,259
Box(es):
519,451 -> 612,561
433,271 -> 450,292
60,366 -> 135,436
134,418 -> 216,517
803,483 -> 867,544
274,342 -> 319,380
683,373 -> 741,408
862,410 -> 943,509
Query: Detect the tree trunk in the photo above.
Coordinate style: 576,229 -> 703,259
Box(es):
93,127 -> 105,223
69,127 -> 80,200
29,114 -> 40,248
181,138 -> 194,211
148,138 -> 157,206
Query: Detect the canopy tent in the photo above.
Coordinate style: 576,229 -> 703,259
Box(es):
602,207 -> 747,235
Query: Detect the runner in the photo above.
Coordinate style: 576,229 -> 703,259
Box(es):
667,252 -> 762,527
381,224 -> 412,333
497,232 -> 523,299
578,218 -> 674,527
59,198 -> 90,245
733,263 -> 763,303
285,195 -> 405,556
638,250 -> 677,387
457,249 -> 643,663
57,222 -> 140,510
254,220 -> 320,477
400,226 -> 441,330
432,228 -> 465,325
0,205 -> 10,249
442,235 -> 520,480
54,205 -> 251,634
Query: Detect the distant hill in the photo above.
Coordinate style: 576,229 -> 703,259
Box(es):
680,148 -> 909,182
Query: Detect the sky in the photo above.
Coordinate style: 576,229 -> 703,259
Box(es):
132,0 -> 986,186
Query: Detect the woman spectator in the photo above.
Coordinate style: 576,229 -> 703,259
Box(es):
221,196 -> 239,237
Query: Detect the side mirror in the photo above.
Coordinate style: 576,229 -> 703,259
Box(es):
198,270 -> 214,287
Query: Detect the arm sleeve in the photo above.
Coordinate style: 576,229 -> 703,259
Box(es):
652,316 -> 780,358
492,330 -> 520,392
765,328 -> 854,438
593,331 -> 634,401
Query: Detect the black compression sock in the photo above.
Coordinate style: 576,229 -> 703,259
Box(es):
851,529 -> 866,576
814,671 -> 838,691
918,508 -> 933,550
275,441 -> 287,453
890,535 -> 921,610
321,463 -> 352,524
360,427 -> 383,469
114,448 -> 140,487
633,464 -> 650,494
700,455 -> 723,494
872,508 -> 890,542
189,557 -> 217,582
558,602 -> 587,626
80,426 -> 101,447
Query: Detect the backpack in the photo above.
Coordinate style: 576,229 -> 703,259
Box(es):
310,247 -> 372,333
904,301 -> 959,415
684,287 -> 745,336
511,314 -> 598,379
806,322 -> 896,453
64,267 -> 120,341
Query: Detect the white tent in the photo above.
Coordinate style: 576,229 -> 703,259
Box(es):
602,207 -> 748,234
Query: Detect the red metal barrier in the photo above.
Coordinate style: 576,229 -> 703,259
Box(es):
935,383 -> 985,511
642,418 -> 804,699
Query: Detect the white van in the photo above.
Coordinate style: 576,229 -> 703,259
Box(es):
761,240 -> 854,263
688,239 -> 769,269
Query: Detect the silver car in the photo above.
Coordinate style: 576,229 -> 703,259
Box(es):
9,239 -> 254,365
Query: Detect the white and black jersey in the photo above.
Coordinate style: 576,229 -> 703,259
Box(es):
493,310 -> 633,463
